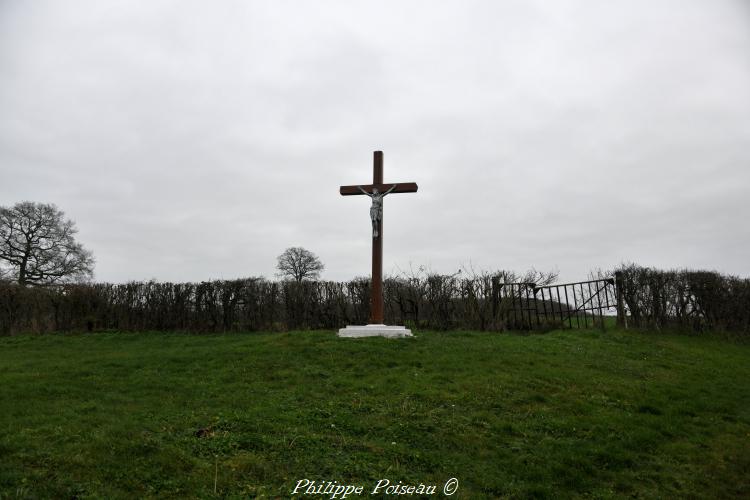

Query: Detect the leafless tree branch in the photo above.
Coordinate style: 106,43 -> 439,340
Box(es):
275,246 -> 324,282
0,201 -> 95,286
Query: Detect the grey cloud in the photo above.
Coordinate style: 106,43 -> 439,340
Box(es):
1,0 -> 748,284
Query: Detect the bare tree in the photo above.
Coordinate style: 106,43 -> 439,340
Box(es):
276,247 -> 324,282
0,202 -> 95,286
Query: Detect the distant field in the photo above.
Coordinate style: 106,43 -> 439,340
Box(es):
1,328 -> 748,499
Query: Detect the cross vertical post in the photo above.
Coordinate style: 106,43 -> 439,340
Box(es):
371,151 -> 384,323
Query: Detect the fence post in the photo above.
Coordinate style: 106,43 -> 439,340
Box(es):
491,276 -> 500,319
615,271 -> 627,329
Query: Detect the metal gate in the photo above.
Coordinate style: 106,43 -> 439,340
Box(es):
492,277 -> 619,329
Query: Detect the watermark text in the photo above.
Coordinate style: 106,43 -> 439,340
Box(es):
291,478 -> 458,498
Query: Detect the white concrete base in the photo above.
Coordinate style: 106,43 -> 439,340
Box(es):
338,324 -> 413,338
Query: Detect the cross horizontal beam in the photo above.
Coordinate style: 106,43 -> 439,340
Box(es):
339,182 -> 418,196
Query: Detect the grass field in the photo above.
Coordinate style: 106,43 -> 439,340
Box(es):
1,327 -> 748,499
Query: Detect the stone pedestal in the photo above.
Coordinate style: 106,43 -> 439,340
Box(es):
338,324 -> 413,338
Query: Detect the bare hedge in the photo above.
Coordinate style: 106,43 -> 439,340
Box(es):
2,265 -> 747,335
0,271 -> 553,334
616,264 -> 750,334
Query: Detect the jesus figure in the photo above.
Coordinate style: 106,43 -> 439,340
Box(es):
358,184 -> 397,238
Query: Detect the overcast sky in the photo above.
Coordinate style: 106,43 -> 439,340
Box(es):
1,0 -> 749,284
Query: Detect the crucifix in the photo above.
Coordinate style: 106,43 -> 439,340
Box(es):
340,151 -> 418,325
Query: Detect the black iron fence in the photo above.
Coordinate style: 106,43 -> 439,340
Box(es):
491,278 -> 618,330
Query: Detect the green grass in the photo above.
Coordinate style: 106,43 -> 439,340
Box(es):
0,328 -> 748,499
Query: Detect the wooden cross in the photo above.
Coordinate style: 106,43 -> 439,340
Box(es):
340,151 -> 418,324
